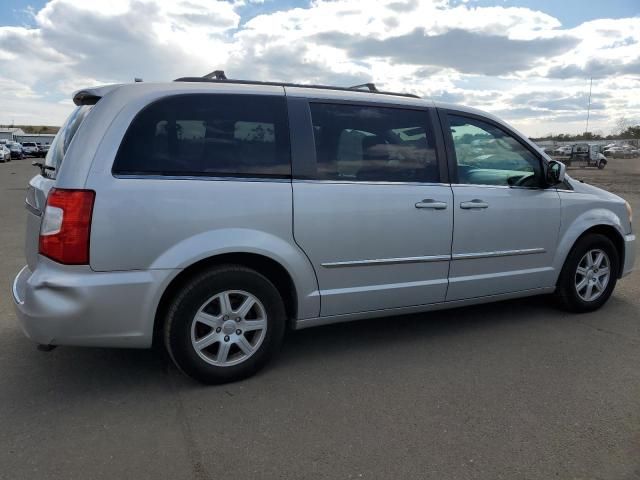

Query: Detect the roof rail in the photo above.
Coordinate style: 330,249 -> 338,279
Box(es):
203,70 -> 227,80
349,83 -> 378,93
173,71 -> 419,99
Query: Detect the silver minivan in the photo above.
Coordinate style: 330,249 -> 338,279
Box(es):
12,75 -> 636,383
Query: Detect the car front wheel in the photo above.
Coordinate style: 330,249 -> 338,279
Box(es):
164,265 -> 286,384
555,233 -> 619,312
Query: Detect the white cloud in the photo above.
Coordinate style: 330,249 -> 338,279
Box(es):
0,0 -> 638,135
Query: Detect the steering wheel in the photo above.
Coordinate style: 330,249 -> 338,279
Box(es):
510,173 -> 535,187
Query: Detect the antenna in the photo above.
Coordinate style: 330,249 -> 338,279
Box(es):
585,77 -> 593,135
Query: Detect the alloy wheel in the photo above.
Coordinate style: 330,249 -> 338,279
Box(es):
190,290 -> 267,367
575,249 -> 610,302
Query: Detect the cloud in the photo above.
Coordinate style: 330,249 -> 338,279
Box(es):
547,57 -> 640,79
314,28 -> 579,75
511,91 -> 609,111
0,0 -> 639,136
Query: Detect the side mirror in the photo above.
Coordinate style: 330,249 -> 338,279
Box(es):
547,160 -> 566,185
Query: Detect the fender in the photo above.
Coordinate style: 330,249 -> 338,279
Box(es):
552,207 -> 626,282
150,228 -> 320,319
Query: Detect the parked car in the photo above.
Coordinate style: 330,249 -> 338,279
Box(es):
0,144 -> 10,162
621,145 -> 637,158
7,142 -> 24,159
21,142 -> 40,157
553,145 -> 572,156
604,146 -> 625,158
12,77 -> 636,384
36,143 -> 50,157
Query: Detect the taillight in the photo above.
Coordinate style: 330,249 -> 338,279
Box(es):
39,188 -> 95,265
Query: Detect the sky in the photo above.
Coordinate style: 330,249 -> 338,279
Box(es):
0,0 -> 639,136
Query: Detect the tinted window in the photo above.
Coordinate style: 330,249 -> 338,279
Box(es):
44,104 -> 93,178
113,94 -> 290,177
448,114 -> 542,187
309,103 -> 439,182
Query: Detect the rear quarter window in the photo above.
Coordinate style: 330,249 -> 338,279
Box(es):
112,94 -> 291,178
44,105 -> 94,177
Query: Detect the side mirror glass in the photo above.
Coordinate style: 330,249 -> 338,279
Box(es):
547,160 -> 566,185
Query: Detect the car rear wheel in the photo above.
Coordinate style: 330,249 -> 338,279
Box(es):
164,265 -> 286,384
555,233 -> 619,312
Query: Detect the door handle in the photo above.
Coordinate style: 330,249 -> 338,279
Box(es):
415,199 -> 448,210
460,199 -> 489,209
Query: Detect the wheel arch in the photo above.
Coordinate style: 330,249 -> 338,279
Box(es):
153,252 -> 302,346
574,224 -> 625,277
556,223 -> 625,284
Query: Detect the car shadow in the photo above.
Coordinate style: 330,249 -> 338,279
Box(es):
277,295 -> 561,367
2,294 -> 616,395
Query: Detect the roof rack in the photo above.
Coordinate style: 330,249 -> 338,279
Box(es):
203,70 -> 227,80
173,70 -> 419,99
349,83 -> 378,92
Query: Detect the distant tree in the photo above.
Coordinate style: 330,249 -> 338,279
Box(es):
621,125 -> 640,139
614,116 -> 630,136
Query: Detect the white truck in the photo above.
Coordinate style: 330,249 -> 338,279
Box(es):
569,143 -> 607,169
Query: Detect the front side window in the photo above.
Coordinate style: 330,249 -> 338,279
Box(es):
309,103 -> 439,182
448,114 -> 542,187
113,94 -> 290,177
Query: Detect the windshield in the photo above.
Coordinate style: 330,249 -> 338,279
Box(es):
44,105 -> 93,177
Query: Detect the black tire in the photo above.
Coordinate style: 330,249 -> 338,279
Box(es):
164,265 -> 286,384
597,161 -> 605,169
555,233 -> 619,312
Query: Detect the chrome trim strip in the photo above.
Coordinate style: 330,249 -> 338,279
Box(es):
452,248 -> 546,260
450,183 -> 544,191
322,248 -> 545,267
293,179 -> 450,187
321,254 -> 450,268
112,174 -> 291,183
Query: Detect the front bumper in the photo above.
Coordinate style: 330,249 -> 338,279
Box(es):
12,258 -> 176,348
622,233 -> 636,278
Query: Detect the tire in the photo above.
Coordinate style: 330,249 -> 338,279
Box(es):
555,233 -> 619,312
597,161 -> 605,169
164,265 -> 286,384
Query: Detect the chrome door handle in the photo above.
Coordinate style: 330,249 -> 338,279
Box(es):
460,199 -> 489,209
415,199 -> 448,210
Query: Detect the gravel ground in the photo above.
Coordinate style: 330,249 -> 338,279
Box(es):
0,157 -> 638,480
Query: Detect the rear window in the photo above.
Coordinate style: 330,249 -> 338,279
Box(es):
44,105 -> 93,177
112,94 -> 291,178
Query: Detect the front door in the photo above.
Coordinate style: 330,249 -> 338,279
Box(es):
292,101 -> 453,316
441,111 -> 561,301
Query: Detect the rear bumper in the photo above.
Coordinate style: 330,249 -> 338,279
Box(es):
12,258 -> 176,348
622,233 -> 636,278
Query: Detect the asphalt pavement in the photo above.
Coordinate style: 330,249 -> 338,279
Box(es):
0,158 -> 638,480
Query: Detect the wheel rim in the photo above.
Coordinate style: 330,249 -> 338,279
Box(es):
190,290 -> 267,367
575,249 -> 610,302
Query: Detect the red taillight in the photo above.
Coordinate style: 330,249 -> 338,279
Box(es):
39,188 -> 95,265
